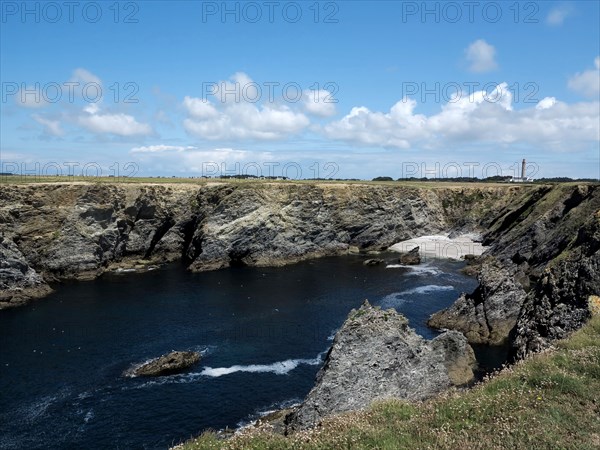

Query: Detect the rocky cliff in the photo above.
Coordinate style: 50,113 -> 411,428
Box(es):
289,301 -> 476,429
0,181 -> 527,309
429,184 -> 600,357
2,181 -> 598,360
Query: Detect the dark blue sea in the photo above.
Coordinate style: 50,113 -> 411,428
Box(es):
0,255 -> 479,449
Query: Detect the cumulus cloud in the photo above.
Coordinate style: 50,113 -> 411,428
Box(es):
536,97 -> 557,110
546,5 -> 573,26
323,83 -> 599,151
568,57 -> 600,98
32,114 -> 64,136
465,39 -> 498,73
302,89 -> 337,117
79,105 -> 152,136
182,73 -> 310,140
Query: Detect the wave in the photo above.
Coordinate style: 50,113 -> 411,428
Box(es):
327,329 -> 337,341
399,284 -> 454,295
385,263 -> 442,276
201,353 -> 325,378
380,284 -> 454,308
236,398 -> 302,429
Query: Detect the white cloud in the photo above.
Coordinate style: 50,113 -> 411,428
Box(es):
302,89 -> 337,117
69,68 -> 102,86
131,145 -> 195,153
465,39 -> 498,73
183,96 -> 219,119
568,57 -> 600,98
15,68 -> 103,110
79,105 -> 152,136
323,83 -> 599,151
129,146 -> 278,174
15,86 -> 48,109
32,114 -> 64,136
182,73 -> 310,141
536,97 -> 557,110
546,5 -> 572,26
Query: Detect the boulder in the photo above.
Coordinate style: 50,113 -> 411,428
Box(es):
398,246 -> 421,265
363,258 -> 384,266
288,301 -> 475,429
125,351 -> 200,377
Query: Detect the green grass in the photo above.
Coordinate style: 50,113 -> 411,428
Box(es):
0,175 -> 544,190
175,315 -> 600,450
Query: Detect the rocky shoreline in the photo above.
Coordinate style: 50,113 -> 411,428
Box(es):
0,181 -> 529,310
2,180 -> 599,440
2,181 -> 598,358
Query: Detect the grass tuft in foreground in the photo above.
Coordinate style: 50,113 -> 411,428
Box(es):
176,314 -> 600,450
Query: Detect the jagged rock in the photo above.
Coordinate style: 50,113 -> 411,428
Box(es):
512,210 -> 600,359
0,237 -> 52,309
431,184 -> 600,354
363,258 -> 384,266
398,246 -> 421,265
289,301 -> 476,429
1,182 -> 527,309
428,258 -> 527,345
125,351 -> 200,377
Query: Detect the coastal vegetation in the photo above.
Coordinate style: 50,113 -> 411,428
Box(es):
178,310 -> 600,450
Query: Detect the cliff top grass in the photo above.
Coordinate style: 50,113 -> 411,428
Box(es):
176,312 -> 600,450
0,175 -> 550,190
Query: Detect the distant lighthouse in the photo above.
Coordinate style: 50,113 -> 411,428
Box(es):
521,159 -> 526,180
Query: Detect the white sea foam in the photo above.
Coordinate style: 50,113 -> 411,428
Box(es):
380,285 -> 454,307
385,263 -> 442,276
201,353 -> 324,378
236,398 -> 302,430
327,329 -> 337,341
399,285 -> 454,295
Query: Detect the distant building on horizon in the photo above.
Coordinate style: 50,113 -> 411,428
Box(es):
510,158 -> 533,182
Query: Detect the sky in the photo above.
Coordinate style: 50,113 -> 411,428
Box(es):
1,0 -> 599,180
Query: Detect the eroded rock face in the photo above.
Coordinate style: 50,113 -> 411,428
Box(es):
430,184 -> 600,356
0,182 -> 526,309
428,257 -> 526,345
125,351 -> 200,377
0,237 -> 52,308
289,301 -> 476,429
512,210 -> 600,359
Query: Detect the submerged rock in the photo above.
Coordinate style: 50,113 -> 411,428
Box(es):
398,246 -> 421,265
289,301 -> 475,429
125,351 -> 200,377
363,258 -> 384,266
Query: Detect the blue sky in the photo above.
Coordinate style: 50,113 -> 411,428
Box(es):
1,1 -> 599,179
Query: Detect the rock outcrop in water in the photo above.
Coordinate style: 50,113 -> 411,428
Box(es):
398,246 -> 421,265
428,257 -> 526,345
289,301 -> 476,429
125,351 -> 200,377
